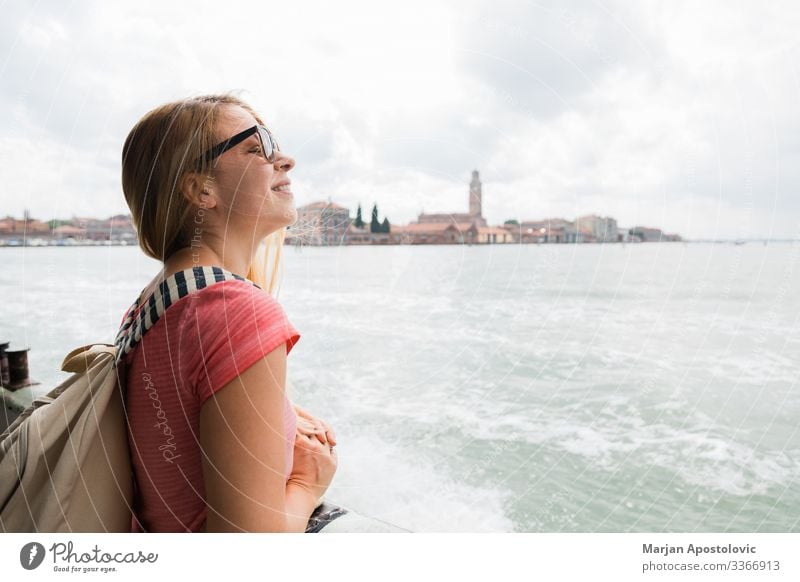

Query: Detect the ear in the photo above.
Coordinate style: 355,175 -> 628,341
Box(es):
180,172 -> 217,210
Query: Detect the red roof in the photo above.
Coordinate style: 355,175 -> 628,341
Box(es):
398,222 -> 475,233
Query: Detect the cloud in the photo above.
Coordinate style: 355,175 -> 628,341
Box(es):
0,0 -> 798,238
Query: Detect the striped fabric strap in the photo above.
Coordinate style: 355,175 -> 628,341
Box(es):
114,266 -> 261,363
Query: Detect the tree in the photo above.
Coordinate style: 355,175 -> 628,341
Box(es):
381,217 -> 390,233
370,203 -> 380,233
354,203 -> 365,228
504,219 -> 519,226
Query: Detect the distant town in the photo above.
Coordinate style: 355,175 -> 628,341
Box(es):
0,170 -> 682,247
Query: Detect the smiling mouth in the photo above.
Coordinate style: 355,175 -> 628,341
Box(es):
272,184 -> 292,194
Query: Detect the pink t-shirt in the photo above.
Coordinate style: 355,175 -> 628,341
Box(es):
120,278 -> 300,532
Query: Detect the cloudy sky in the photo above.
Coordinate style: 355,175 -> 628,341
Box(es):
1,0 -> 798,239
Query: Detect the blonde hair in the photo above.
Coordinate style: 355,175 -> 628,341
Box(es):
121,93 -> 285,295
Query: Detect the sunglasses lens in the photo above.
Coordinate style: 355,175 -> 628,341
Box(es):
258,126 -> 278,161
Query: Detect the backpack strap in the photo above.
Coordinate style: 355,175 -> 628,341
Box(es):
113,266 -> 261,364
62,344 -> 117,373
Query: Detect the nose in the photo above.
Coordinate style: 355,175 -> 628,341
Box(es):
273,151 -> 295,172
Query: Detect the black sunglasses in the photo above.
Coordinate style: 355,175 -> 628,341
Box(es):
198,124 -> 280,166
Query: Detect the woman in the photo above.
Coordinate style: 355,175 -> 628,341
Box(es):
118,94 -> 337,532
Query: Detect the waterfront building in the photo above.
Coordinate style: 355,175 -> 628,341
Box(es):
415,170 -> 488,227
390,222 -> 475,245
575,214 -> 619,242
476,226 -> 513,244
629,226 -> 664,242
292,200 -> 351,246
517,218 -> 584,243
0,214 -> 50,235
389,222 -> 512,245
343,223 -> 372,245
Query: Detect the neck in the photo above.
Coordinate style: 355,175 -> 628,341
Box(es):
165,240 -> 258,278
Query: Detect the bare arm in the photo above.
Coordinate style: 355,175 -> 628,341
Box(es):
199,343 -> 315,532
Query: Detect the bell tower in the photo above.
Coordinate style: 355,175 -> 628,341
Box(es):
469,170 -> 482,217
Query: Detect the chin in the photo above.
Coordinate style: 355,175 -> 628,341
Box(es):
257,211 -> 296,234
281,207 -> 298,226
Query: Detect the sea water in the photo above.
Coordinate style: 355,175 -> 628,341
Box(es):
1,242 -> 798,532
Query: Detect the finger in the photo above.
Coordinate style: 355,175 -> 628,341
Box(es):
296,425 -> 313,437
302,421 -> 325,434
295,432 -> 315,445
321,423 -> 336,445
297,423 -> 326,441
297,419 -> 316,432
297,426 -> 317,438
315,419 -> 336,445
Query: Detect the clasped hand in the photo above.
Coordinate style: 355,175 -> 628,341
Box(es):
293,402 -> 336,447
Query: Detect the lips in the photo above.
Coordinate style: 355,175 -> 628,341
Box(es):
271,181 -> 292,196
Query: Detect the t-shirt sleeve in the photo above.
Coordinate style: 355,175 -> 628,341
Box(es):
179,280 -> 301,405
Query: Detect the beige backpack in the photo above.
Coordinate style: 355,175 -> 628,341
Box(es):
0,343 -> 132,532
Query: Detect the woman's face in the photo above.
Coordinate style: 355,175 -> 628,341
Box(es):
207,105 -> 296,235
